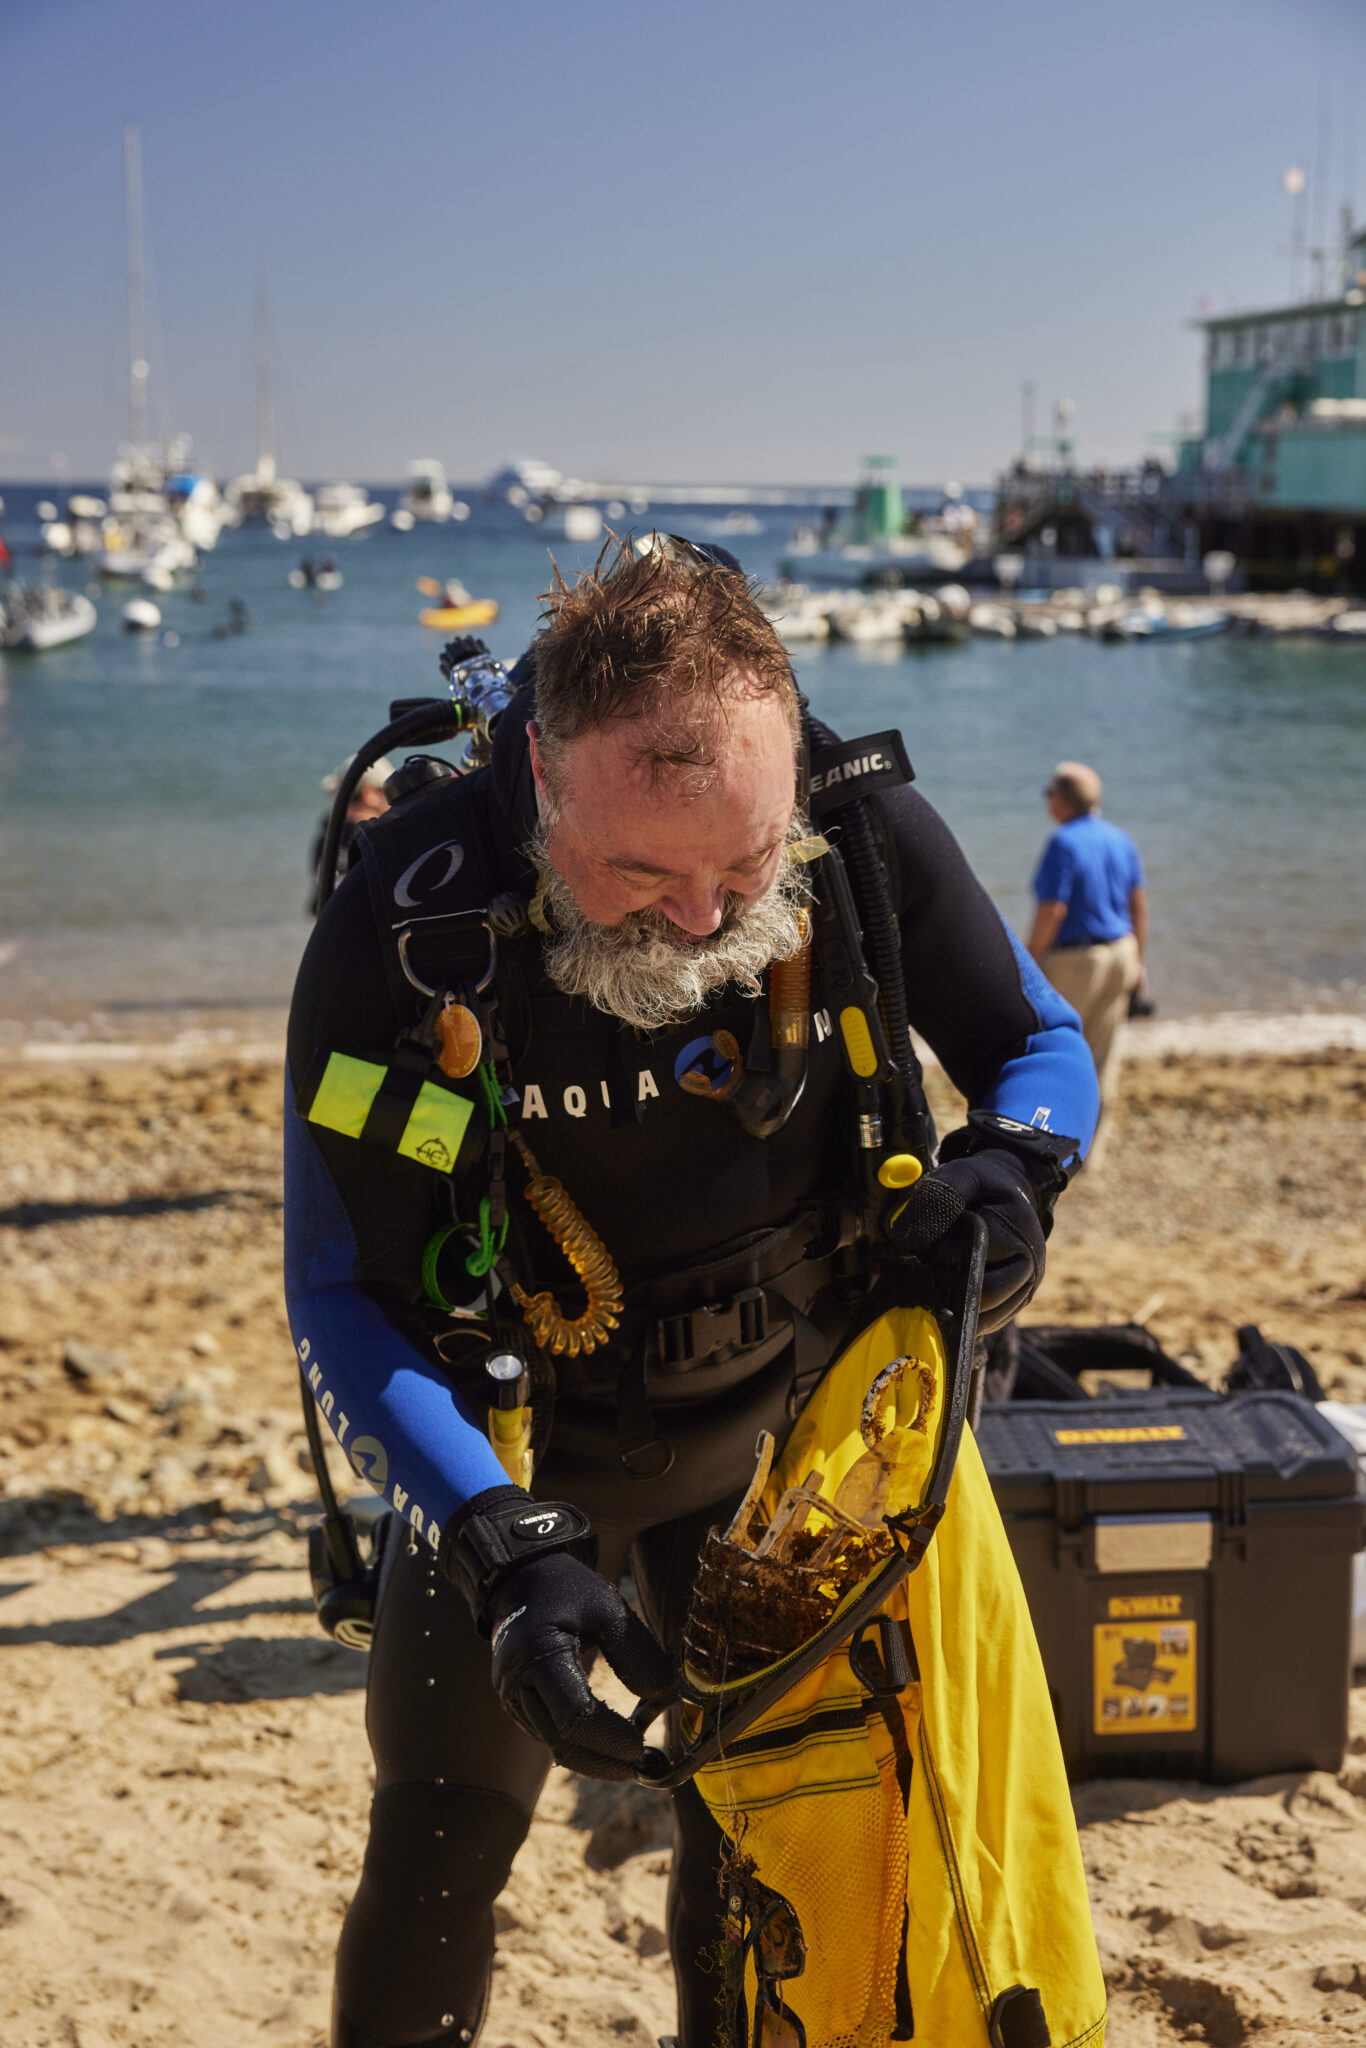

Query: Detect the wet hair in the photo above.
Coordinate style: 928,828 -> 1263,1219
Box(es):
532,536 -> 799,793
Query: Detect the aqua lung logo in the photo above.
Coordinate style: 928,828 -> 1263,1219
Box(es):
392,838 -> 465,909
674,1035 -> 735,1095
348,1436 -> 389,1489
293,1338 -> 441,1551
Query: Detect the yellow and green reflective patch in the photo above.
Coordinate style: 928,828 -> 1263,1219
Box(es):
396,1079 -> 473,1173
304,1052 -> 474,1173
308,1052 -> 384,1138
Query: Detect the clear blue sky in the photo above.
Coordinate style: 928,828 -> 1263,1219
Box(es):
3,0 -> 1364,486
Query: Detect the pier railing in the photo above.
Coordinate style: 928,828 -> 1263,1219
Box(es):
995,466 -> 1255,518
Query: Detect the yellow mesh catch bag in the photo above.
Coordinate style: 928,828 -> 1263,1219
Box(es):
690,1304 -> 1107,2048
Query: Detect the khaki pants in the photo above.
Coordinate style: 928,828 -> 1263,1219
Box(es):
1041,932 -> 1141,1162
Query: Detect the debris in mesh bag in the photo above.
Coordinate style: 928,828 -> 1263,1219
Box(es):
683,1353 -> 934,1685
718,1835 -> 807,2048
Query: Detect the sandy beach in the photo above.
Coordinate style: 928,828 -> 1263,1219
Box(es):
2,1032 -> 1364,2048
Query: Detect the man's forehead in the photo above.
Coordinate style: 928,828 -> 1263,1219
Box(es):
557,695 -> 795,867
562,688 -> 794,795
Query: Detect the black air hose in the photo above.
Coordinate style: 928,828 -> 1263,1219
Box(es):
315,700 -> 467,916
807,715 -> 935,1163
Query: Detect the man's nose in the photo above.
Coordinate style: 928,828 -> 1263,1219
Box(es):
659,879 -> 726,936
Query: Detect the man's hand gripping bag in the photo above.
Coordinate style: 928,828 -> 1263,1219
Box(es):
685,1302 -> 1107,2048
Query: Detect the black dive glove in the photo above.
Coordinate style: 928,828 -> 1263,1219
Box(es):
439,1487 -> 673,1780
887,1113 -> 1078,1333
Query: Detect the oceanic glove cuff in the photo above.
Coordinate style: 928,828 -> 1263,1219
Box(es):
938,1109 -> 1081,1225
887,1144 -> 1048,1332
438,1484 -> 595,1620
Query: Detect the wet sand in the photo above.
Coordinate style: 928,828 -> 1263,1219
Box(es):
1,1040 -> 1364,2046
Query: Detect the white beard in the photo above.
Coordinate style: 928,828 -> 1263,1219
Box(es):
528,820 -> 810,1033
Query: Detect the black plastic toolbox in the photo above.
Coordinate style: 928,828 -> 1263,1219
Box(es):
976,1388 -> 1365,1782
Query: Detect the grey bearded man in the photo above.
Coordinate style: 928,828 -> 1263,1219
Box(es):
284,537 -> 1099,2045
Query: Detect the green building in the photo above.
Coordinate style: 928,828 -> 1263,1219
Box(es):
1186,225 -> 1366,516
993,225 -> 1366,590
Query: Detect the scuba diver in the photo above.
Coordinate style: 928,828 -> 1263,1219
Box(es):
284,537 -> 1099,2048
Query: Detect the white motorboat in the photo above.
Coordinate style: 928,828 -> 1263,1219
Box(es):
902,587 -> 971,645
122,597 -> 161,631
97,515 -> 197,579
312,483 -> 385,539
161,467 -> 226,550
486,456 -> 563,507
400,460 -> 454,524
226,457 -> 315,536
1318,608 -> 1366,638
1,585 -> 97,650
781,532 -> 970,586
968,602 -> 1018,640
828,594 -> 917,644
708,510 -> 763,537
757,581 -> 836,644
1102,600 -> 1231,642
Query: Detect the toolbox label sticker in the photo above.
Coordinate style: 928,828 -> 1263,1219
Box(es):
1094,1620 -> 1197,1735
1108,1593 -> 1185,1619
1055,1424 -> 1188,1445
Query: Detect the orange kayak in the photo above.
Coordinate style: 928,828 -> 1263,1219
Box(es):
419,599 -> 499,629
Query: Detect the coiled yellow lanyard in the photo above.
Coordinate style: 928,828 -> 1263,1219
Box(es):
508,1131 -> 624,1358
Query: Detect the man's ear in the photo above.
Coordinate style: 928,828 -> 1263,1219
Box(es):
527,721 -> 547,803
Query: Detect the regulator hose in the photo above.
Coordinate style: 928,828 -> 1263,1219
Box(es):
314,699 -> 467,916
508,1134 -> 624,1357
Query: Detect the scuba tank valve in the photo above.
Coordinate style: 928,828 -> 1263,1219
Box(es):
436,637 -> 517,770
484,1349 -> 534,1489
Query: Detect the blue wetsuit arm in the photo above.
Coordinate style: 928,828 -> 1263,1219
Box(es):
882,784 -> 1099,1161
284,865 -> 516,1544
284,1091 -> 512,1545
974,924 -> 1099,1159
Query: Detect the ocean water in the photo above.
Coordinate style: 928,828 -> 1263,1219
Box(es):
1,483 -> 1363,1033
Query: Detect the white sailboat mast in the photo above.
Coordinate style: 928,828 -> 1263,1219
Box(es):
124,123 -> 149,453
255,270 -> 276,484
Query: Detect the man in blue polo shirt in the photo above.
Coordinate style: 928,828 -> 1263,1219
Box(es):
1027,761 -> 1147,1155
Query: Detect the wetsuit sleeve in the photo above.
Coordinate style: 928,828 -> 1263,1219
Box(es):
283,869 -> 510,1552
879,784 -> 1099,1157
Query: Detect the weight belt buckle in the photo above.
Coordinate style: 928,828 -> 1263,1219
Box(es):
653,1287 -> 771,1373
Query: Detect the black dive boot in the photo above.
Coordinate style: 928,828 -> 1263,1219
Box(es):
332,1972 -> 490,2048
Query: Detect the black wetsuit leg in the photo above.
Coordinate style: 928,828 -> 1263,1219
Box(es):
332,1520 -> 555,2048
629,1502 -> 738,2048
332,1489 -> 742,2048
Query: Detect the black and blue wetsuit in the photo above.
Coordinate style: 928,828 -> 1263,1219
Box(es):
283,688 -> 1098,2048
